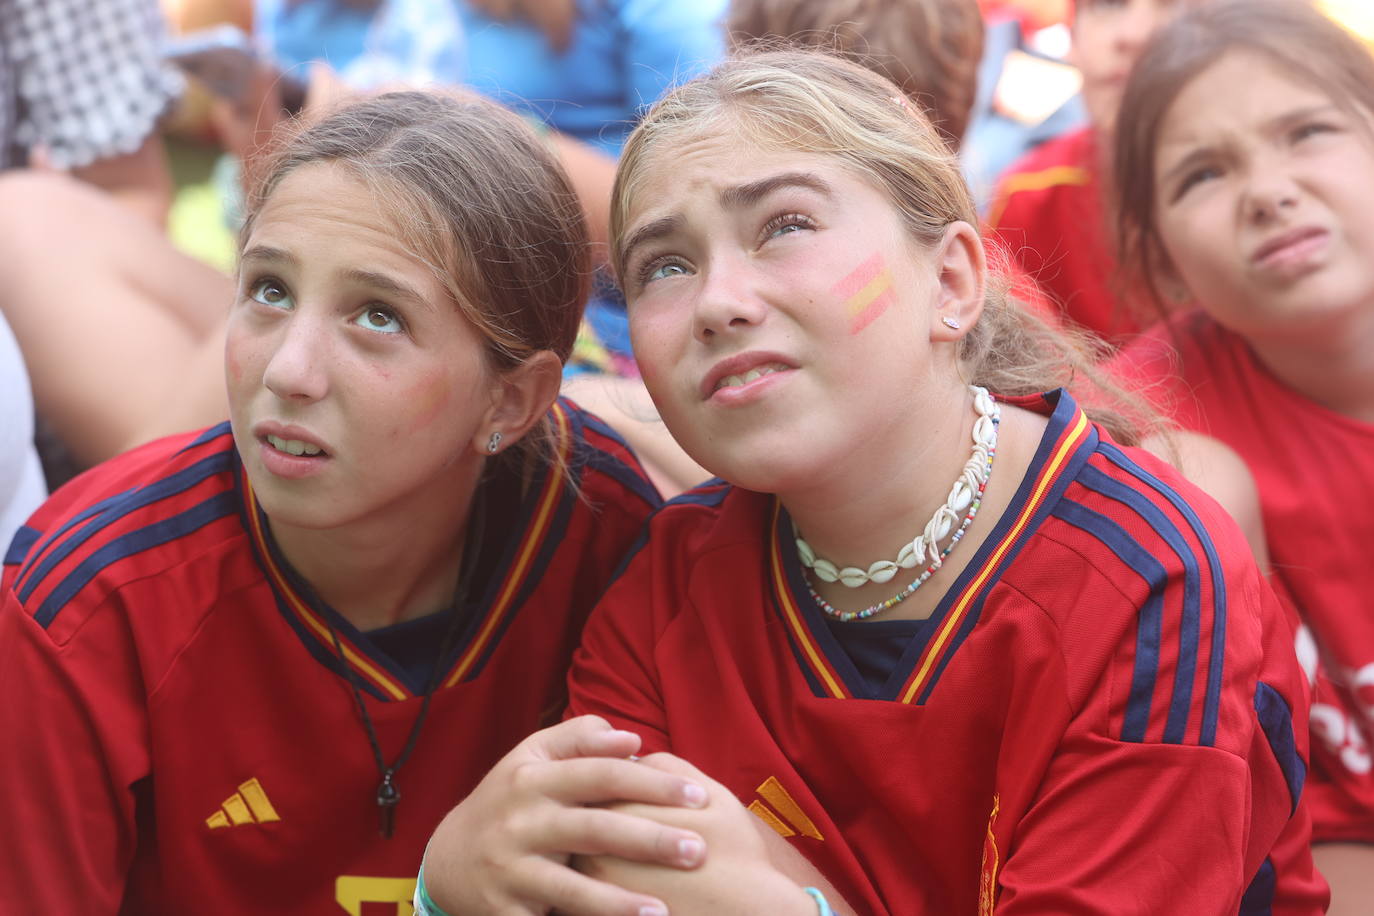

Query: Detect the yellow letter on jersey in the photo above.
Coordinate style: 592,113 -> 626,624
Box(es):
335,876 -> 417,916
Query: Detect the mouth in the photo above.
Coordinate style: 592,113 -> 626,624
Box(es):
712,361 -> 791,393
264,433 -> 326,457
701,352 -> 797,400
1251,226 -> 1329,269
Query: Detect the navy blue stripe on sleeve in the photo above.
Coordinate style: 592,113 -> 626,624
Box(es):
18,452 -> 233,603
1255,681 -> 1306,814
1101,443 -> 1228,746
34,491 -> 239,628
1052,498 -> 1167,744
1077,464 -> 1206,746
1239,858 -> 1275,916
5,525 -> 40,566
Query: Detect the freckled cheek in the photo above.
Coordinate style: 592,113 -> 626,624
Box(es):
398,373 -> 453,436
224,326 -> 267,389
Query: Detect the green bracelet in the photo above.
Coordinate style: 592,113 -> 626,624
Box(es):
804,886 -> 835,915
412,863 -> 456,916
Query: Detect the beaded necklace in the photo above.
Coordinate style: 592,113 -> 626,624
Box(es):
799,386 -> 1000,622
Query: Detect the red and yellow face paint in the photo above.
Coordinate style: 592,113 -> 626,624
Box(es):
832,252 -> 895,334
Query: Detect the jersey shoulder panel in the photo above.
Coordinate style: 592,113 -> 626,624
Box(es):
1021,436 -> 1260,753
558,396 -> 663,513
5,424 -> 247,644
599,479 -> 755,600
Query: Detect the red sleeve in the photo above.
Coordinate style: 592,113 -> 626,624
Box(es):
0,587 -> 148,912
565,522 -> 672,754
995,528 -> 1325,913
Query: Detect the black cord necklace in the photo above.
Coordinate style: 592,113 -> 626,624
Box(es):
324,485 -> 487,839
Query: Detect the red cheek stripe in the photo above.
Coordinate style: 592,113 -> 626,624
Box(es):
832,252 -> 895,334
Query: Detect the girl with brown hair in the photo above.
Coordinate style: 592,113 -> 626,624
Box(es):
1110,1 -> 1374,909
0,90 -> 660,913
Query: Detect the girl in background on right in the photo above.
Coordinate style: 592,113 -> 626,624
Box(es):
1110,2 -> 1374,910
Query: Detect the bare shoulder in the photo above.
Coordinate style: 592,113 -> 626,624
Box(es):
1140,429 -> 1268,568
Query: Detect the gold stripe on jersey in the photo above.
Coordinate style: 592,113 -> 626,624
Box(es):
243,487 -> 411,701
899,410 -> 1091,704
769,505 -> 850,700
986,164 -> 1092,229
444,402 -> 573,688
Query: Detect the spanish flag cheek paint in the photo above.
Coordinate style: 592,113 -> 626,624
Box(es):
832,252 -> 896,334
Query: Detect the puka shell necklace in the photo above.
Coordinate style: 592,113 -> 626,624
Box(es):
796,384 -> 1000,594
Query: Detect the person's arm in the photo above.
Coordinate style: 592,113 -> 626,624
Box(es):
1313,843 -> 1374,916
0,588 -> 147,912
1142,429 -> 1271,569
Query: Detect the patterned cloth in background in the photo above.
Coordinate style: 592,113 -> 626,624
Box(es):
0,0 -> 182,169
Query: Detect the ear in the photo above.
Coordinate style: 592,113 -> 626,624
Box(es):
930,220 -> 986,342
472,350 -> 564,456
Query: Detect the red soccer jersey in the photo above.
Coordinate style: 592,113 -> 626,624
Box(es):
986,126 -> 1143,345
0,400 -> 658,915
568,390 -> 1326,914
1113,312 -> 1374,844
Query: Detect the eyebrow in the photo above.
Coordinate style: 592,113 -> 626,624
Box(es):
239,244 -> 297,267
719,171 -> 834,209
341,267 -> 434,313
620,172 -> 834,270
619,215 -> 683,275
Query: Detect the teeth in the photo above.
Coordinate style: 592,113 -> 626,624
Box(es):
267,434 -> 323,457
714,362 -> 788,392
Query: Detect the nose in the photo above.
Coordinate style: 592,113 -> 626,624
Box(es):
692,254 -> 768,343
1242,159 -> 1301,225
262,312 -> 330,403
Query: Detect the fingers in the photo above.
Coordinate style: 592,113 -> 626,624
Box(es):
515,857 -> 669,916
537,806 -> 706,867
514,754 -> 706,810
523,715 -> 644,762
632,752 -> 713,782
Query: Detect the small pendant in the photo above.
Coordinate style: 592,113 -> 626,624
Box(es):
377,771 -> 400,839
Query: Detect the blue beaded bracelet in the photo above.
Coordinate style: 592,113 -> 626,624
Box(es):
804,886 -> 835,915
412,863 -> 455,916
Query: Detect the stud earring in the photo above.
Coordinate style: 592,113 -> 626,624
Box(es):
942,316 -> 961,330
486,432 -> 502,454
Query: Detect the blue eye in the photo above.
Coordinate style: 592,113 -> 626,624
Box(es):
249,278 -> 292,309
637,257 -> 691,286
647,261 -> 689,282
762,212 -> 815,241
354,306 -> 404,334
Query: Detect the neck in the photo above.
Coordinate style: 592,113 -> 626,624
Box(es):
784,380 -> 974,569
269,474 -> 482,632
1246,310 -> 1374,422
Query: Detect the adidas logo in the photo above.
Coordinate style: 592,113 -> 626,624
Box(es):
746,775 -> 824,840
206,778 -> 281,829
